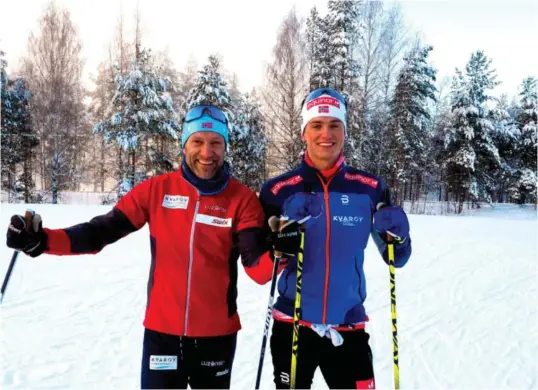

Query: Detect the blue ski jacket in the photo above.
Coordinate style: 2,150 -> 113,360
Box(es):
256,157 -> 412,325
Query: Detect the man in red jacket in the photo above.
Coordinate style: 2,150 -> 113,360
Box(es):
5,105 -> 301,389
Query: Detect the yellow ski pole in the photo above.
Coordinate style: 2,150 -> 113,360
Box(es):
387,233 -> 400,389
290,219 -> 307,389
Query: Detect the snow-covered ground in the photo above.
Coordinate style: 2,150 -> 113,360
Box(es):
1,203 -> 537,389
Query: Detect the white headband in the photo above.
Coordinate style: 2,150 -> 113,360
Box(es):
301,95 -> 347,136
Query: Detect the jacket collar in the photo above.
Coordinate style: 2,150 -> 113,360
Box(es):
300,151 -> 345,183
181,158 -> 230,195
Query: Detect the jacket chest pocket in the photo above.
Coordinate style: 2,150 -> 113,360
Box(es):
329,194 -> 371,251
193,213 -> 234,268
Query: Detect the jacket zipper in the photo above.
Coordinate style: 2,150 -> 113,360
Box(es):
318,174 -> 334,324
184,197 -> 200,335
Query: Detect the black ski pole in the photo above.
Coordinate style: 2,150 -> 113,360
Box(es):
255,216 -> 282,389
0,251 -> 21,305
0,209 -> 35,305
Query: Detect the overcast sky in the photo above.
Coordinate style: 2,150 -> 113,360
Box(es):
1,0 -> 536,98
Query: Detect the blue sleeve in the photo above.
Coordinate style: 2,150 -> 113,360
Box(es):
259,183 -> 282,230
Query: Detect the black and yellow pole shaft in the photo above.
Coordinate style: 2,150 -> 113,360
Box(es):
290,224 -> 305,389
387,233 -> 400,389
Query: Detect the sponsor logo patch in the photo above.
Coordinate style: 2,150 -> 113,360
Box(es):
201,122 -> 213,128
162,195 -> 189,209
201,360 -> 225,367
270,175 -> 303,195
196,213 -> 232,228
150,355 -> 177,370
280,372 -> 290,384
333,215 -> 364,227
344,173 -> 379,188
205,204 -> 227,213
8,225 -> 22,233
306,96 -> 341,110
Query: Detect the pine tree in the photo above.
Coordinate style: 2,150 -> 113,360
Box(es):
327,0 -> 361,95
177,57 -> 198,116
150,50 -> 183,176
1,51 -> 39,203
489,94 -> 520,202
306,7 -> 324,90
510,77 -> 537,204
517,77 -> 537,171
0,51 -> 17,199
227,72 -> 243,107
384,44 -> 437,205
93,48 -> 180,196
88,61 -> 117,192
155,49 -> 181,111
230,91 -> 268,189
306,8 -> 337,90
444,51 -> 500,212
186,54 -> 234,115
12,77 -> 39,203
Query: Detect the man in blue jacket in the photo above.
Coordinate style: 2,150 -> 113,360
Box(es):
247,88 -> 412,389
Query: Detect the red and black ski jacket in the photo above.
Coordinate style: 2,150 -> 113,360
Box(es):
43,163 -> 268,337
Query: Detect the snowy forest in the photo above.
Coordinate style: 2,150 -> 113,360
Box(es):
1,1 -> 536,213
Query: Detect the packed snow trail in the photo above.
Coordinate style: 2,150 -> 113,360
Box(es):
1,204 -> 536,389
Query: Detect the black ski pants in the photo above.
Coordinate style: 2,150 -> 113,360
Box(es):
141,328 -> 237,389
270,320 -> 376,389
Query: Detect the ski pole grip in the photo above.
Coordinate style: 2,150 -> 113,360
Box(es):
268,216 -> 284,258
375,203 -> 394,243
24,209 -> 35,233
268,216 -> 280,233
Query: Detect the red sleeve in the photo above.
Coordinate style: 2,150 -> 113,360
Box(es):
43,228 -> 72,255
114,177 -> 152,229
244,252 -> 287,285
42,178 -> 152,256
235,190 -> 265,233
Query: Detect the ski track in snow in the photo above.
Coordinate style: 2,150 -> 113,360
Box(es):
1,203 -> 537,389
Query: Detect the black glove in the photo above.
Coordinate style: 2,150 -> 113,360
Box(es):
6,212 -> 47,257
269,219 -> 301,257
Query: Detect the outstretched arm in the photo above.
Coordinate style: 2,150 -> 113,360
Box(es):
45,178 -> 152,255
